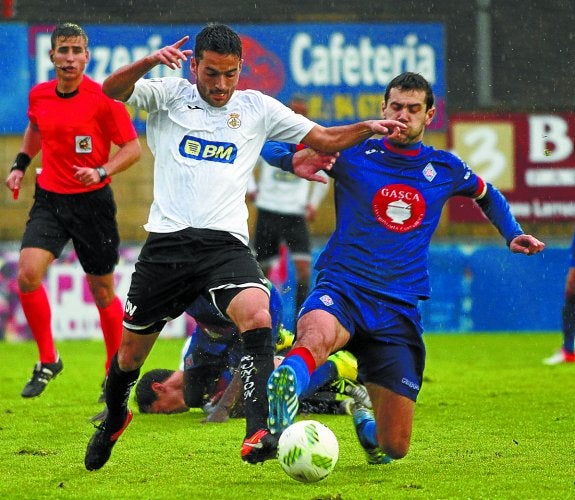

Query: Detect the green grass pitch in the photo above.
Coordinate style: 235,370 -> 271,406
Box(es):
0,333 -> 573,499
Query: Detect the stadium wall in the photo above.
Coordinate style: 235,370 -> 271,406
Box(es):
0,243 -> 566,341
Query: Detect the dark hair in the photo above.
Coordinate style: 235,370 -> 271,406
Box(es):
51,23 -> 88,49
134,369 -> 175,413
384,72 -> 435,110
194,23 -> 242,61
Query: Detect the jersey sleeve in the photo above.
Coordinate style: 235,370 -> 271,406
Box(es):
102,97 -> 138,145
127,77 -> 173,112
475,183 -> 524,245
261,94 -> 316,144
260,141 -> 295,172
449,154 -> 524,245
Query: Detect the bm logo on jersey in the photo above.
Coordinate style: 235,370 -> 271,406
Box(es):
179,135 -> 238,164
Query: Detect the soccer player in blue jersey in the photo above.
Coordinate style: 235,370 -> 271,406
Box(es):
265,72 -> 546,465
543,233 -> 575,364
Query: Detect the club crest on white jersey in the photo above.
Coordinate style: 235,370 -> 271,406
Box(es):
227,112 -> 241,129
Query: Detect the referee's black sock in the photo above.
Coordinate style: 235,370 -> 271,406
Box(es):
105,354 -> 140,430
240,327 -> 275,436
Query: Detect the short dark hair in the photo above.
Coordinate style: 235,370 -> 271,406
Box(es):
51,23 -> 88,49
385,72 -> 435,110
134,369 -> 175,413
194,22 -> 242,61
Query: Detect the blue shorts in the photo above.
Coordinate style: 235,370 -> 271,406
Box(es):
299,275 -> 425,401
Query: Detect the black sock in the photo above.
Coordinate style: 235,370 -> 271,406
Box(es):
240,327 -> 275,436
105,354 -> 140,429
562,296 -> 575,352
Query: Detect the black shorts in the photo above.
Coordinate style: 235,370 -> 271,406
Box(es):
253,209 -> 311,264
124,228 -> 268,334
21,184 -> 119,275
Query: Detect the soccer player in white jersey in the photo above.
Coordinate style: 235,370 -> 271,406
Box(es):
249,97 -> 331,322
84,22 -> 406,471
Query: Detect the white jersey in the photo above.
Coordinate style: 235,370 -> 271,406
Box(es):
252,159 -> 330,216
127,77 -> 315,244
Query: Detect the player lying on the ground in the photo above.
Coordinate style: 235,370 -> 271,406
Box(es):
132,293 -> 369,418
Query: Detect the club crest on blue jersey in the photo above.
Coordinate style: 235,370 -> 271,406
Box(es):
422,163 -> 437,182
178,135 -> 238,164
372,183 -> 426,233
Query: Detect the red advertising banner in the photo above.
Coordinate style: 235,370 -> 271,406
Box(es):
448,113 -> 575,222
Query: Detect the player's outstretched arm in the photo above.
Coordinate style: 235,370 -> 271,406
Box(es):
509,234 -> 545,255
301,119 -> 406,153
103,36 -> 193,102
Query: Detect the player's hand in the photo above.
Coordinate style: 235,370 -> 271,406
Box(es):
368,119 -> 407,139
73,165 -> 103,186
292,148 -> 338,184
154,36 -> 194,70
509,234 -> 545,255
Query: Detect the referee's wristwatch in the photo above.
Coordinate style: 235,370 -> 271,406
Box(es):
96,167 -> 108,181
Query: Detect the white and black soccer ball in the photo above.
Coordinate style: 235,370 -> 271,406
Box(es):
277,419 -> 339,483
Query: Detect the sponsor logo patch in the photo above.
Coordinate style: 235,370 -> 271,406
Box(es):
178,135 -> 238,164
372,183 -> 426,233
401,377 -> 420,391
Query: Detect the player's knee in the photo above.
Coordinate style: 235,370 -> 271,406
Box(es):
17,269 -> 43,292
235,307 -> 271,332
380,437 -> 410,460
117,346 -> 146,372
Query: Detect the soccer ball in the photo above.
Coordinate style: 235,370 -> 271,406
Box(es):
277,420 -> 339,483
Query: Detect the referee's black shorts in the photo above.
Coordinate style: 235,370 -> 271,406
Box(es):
123,228 -> 269,334
21,184 -> 119,275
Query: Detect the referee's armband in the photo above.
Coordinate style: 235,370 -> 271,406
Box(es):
10,153 -> 31,173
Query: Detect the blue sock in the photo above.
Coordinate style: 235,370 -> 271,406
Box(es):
301,361 -> 338,399
281,355 -> 311,397
362,419 -> 378,448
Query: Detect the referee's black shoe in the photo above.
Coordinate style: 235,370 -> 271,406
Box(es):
21,357 -> 63,398
85,409 -> 133,471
